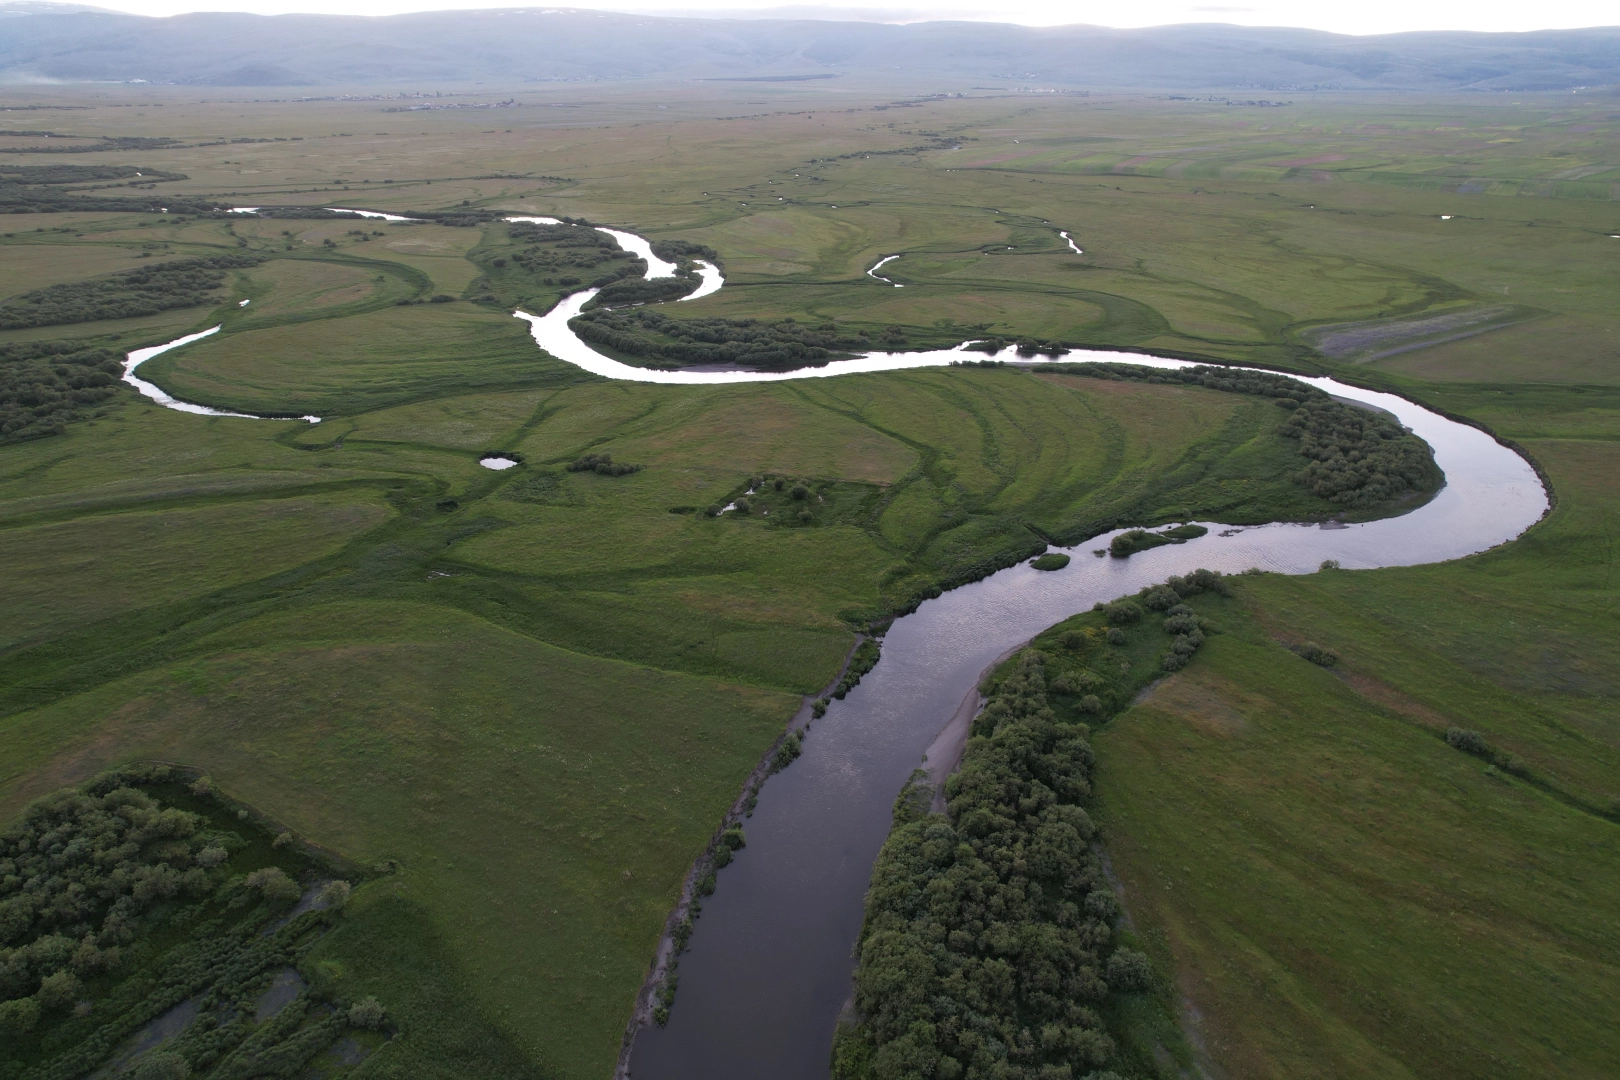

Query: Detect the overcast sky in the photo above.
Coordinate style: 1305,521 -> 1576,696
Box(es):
69,0 -> 1617,36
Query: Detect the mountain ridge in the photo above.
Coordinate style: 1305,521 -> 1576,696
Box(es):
1,7 -> 1618,89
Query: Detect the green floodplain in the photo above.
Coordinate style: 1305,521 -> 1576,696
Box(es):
0,81 -> 1616,1079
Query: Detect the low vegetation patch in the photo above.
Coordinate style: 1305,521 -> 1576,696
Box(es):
1030,552 -> 1071,571
1107,524 -> 1205,558
565,452 -> 642,476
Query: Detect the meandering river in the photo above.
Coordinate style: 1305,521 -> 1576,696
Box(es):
127,218 -> 1547,1079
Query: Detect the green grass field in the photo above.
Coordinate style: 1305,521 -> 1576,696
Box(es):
0,82 -> 1616,1080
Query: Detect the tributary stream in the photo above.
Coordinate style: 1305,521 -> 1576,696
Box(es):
130,217 -> 1549,1079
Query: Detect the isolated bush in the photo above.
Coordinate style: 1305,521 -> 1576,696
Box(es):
705,504 -> 721,517
1142,585 -> 1179,611
1446,727 -> 1491,757
790,484 -> 810,500
272,830 -> 293,848
1160,652 -> 1188,673
195,844 -> 229,868
318,879 -> 352,910
244,866 -> 301,907
733,498 -> 750,515
348,996 -> 387,1030
1104,601 -> 1143,626
1059,630 -> 1084,650
720,827 -> 746,852
1173,630 -> 1205,655
770,731 -> 804,773
429,293 -> 454,303
1299,642 -> 1338,667
1105,627 -> 1126,646
1163,612 -> 1200,635
37,969 -> 81,1010
1320,559 -> 1341,571
1078,694 -> 1103,715
797,511 -> 813,524
1106,948 -> 1153,992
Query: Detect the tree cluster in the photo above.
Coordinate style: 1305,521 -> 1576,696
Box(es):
570,309 -> 871,372
0,254 -> 264,330
0,765 -> 374,1080
834,651 -> 1135,1080
1276,400 -> 1437,508
500,222 -> 641,287
0,339 -> 123,442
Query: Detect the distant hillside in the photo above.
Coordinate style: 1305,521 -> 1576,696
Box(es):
1,7 -> 1617,90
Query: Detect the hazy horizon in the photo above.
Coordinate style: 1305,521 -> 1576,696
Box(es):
11,0 -> 1617,37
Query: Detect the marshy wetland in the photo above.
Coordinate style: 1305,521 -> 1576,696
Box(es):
0,80 -> 1616,1080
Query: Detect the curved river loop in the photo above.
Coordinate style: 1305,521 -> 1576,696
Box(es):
126,214 -> 1547,1080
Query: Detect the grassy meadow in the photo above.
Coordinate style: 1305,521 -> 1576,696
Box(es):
0,81 -> 1615,1079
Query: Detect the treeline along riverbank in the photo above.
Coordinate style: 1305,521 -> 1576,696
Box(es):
834,570 -> 1236,1080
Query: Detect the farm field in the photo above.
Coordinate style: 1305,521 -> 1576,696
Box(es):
0,79 -> 1616,1080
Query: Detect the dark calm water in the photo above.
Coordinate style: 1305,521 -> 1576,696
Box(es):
627,380 -> 1546,1078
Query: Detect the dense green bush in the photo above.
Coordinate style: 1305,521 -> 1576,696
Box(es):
1298,642 -> 1338,667
834,651 -> 1132,1080
833,638 -> 882,699
565,452 -> 642,476
1446,727 -> 1490,757
1103,601 -> 1143,626
1276,401 -> 1437,508
770,731 -> 805,773
570,308 -> 872,371
0,338 -> 123,442
0,254 -> 264,329
0,764 -> 373,1080
1030,553 -> 1071,571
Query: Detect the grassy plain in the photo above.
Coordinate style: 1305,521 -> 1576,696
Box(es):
0,80 -> 1615,1079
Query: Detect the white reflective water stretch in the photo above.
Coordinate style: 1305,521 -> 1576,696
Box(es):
1060,229 -> 1083,254
867,254 -> 904,286
504,215 -> 680,277
324,207 -> 421,222
523,291 -> 1544,564
681,260 -> 724,301
122,328 -> 320,423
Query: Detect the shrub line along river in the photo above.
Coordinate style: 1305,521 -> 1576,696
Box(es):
124,216 -> 1548,1080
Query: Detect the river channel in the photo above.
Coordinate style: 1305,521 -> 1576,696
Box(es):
127,216 -> 1548,1079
